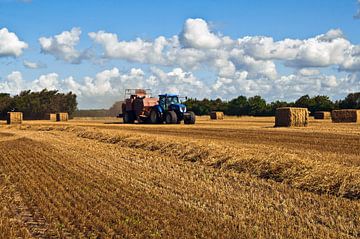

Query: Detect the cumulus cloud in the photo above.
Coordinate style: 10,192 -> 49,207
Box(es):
297,68 -> 320,76
89,18 -> 360,84
0,28 -> 28,57
89,31 -> 172,64
0,67 -> 210,108
179,18 -> 221,49
211,70 -> 359,102
39,28 -> 91,63
23,60 -> 46,69
0,71 -> 24,94
2,66 -> 359,108
4,18 -> 360,107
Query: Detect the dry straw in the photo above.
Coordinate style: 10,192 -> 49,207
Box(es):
331,109 -> 360,123
6,112 -> 23,125
56,112 -> 69,122
275,107 -> 308,127
210,111 -> 224,120
314,111 -> 331,120
45,113 -> 57,121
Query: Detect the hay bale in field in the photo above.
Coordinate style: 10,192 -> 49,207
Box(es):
275,107 -> 308,127
331,109 -> 360,123
50,113 -> 57,121
45,113 -> 57,121
56,112 -> 69,122
314,111 -> 331,120
210,111 -> 224,120
7,112 -> 23,125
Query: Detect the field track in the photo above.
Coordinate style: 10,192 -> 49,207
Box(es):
0,117 -> 359,238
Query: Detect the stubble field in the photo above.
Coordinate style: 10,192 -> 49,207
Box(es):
0,116 -> 359,238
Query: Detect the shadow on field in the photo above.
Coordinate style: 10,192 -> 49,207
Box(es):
104,122 -> 123,125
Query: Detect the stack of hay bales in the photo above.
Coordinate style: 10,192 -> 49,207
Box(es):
275,107 -> 309,127
7,112 -> 23,125
56,112 -> 69,122
210,111 -> 224,120
314,111 -> 331,120
331,109 -> 360,123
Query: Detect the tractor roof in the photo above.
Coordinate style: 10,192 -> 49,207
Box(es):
159,94 -> 178,97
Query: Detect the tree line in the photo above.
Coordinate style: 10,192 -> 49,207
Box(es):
183,92 -> 360,116
73,101 -> 122,117
0,89 -> 77,120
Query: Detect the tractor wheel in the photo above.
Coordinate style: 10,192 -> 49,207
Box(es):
184,111 -> 196,124
123,111 -> 135,124
165,111 -> 178,124
149,109 -> 161,124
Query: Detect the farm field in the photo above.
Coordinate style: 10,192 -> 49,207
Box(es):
0,117 -> 359,238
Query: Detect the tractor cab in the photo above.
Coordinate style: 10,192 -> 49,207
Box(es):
158,94 -> 185,111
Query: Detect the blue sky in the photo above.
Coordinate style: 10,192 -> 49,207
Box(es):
0,0 -> 360,108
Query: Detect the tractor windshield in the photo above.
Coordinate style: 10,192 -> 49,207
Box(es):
166,96 -> 179,106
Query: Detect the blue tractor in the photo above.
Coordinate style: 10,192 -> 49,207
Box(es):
149,94 -> 196,124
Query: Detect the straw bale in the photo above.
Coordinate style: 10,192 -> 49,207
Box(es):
275,107 -> 308,127
7,112 -> 23,124
56,112 -> 69,122
331,109 -> 360,123
314,111 -> 331,120
210,111 -> 224,120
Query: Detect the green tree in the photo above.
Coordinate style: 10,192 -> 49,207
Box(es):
247,95 -> 267,116
0,93 -> 14,119
226,96 -> 248,116
339,92 -> 360,109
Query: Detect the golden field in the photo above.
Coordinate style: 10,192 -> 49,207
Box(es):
0,116 -> 359,238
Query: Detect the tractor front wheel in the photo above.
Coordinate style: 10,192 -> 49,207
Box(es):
165,111 -> 178,124
184,111 -> 196,124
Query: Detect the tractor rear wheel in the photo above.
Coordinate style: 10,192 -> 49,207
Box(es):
165,111 -> 178,124
149,109 -> 161,124
123,111 -> 135,124
184,111 -> 196,124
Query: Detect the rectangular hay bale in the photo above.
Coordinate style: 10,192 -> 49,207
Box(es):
314,111 -> 331,120
331,109 -> 360,123
50,113 -> 57,121
210,111 -> 224,120
56,112 -> 69,122
275,107 -> 308,127
45,113 -> 57,121
7,112 -> 23,125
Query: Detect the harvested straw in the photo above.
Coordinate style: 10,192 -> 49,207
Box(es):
331,109 -> 360,123
210,111 -> 224,120
45,113 -> 57,121
7,112 -> 23,125
314,111 -> 331,120
50,113 -> 57,121
275,107 -> 308,127
56,112 -> 69,122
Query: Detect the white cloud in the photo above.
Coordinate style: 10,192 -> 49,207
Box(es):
210,70 -> 358,102
0,71 -> 24,94
179,18 -> 221,49
23,60 -> 46,69
0,28 -> 28,57
31,73 -> 60,91
298,68 -> 320,76
39,28 -> 90,63
3,18 -> 360,108
89,18 -> 360,83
